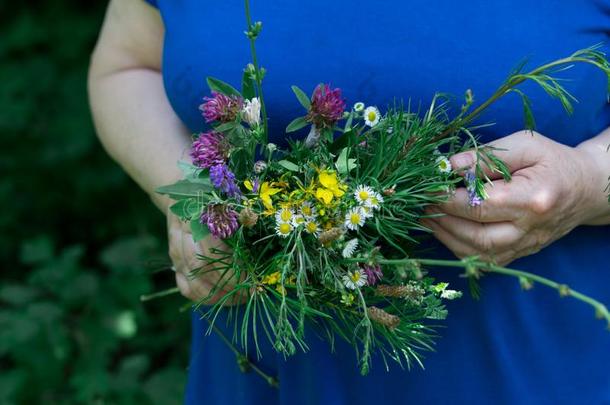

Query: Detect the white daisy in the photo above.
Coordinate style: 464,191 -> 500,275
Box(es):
342,269 -> 368,290
344,207 -> 366,231
353,102 -> 365,112
303,219 -> 320,236
436,156 -> 452,174
342,238 -> 359,258
366,191 -> 384,210
275,208 -> 294,224
299,201 -> 317,218
275,222 -> 293,238
360,205 -> 374,219
363,106 -> 381,127
354,185 -> 374,206
291,214 -> 306,227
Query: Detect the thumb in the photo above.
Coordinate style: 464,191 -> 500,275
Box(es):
450,131 -> 543,179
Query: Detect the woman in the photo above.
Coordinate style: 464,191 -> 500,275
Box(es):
88,0 -> 610,403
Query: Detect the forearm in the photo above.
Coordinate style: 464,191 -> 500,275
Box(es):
89,68 -> 190,212
88,0 -> 189,213
576,127 -> 610,225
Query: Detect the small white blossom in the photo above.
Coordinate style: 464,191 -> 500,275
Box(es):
353,102 -> 365,112
366,191 -> 384,210
299,201 -> 317,218
304,219 -> 320,236
275,222 -> 293,238
291,214 -> 306,227
360,205 -> 374,219
436,156 -> 452,174
354,185 -> 374,205
275,208 -> 294,224
441,289 -> 463,300
342,269 -> 368,289
342,238 -> 359,258
363,106 -> 381,127
344,207 -> 366,231
242,97 -> 261,126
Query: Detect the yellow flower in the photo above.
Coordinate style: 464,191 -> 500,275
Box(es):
258,182 -> 281,211
315,187 -> 334,204
315,170 -> 346,204
319,170 -> 345,197
262,271 -> 281,285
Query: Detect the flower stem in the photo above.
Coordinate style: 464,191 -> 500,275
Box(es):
348,257 -> 610,328
437,53 -> 610,140
196,309 -> 279,388
140,286 -> 180,302
141,285 -> 280,387
244,0 -> 268,142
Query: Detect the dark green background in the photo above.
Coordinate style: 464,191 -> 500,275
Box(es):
0,1 -> 191,403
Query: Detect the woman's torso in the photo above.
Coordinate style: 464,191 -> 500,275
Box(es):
149,0 -> 610,403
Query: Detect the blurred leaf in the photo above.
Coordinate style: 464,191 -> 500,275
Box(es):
100,236 -> 159,274
19,235 -> 54,265
0,284 -> 39,306
144,368 -> 186,405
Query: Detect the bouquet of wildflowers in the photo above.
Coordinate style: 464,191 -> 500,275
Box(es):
152,1 -> 610,381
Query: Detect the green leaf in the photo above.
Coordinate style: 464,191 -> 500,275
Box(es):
285,116 -> 309,133
206,77 -> 241,97
291,85 -> 311,109
335,147 -> 358,174
242,70 -> 256,100
190,219 -> 210,242
214,121 -> 239,132
330,128 -> 358,154
169,199 -> 203,220
155,180 -> 213,200
177,161 -> 200,180
511,89 -> 536,131
277,160 -> 300,172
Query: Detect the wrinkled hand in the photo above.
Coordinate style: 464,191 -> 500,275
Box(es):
422,130 -> 609,266
167,213 -> 244,304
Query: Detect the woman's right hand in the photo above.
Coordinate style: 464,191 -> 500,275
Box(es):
167,213 -> 244,305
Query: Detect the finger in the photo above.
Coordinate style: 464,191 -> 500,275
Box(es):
450,130 -> 543,178
421,218 -> 477,259
437,177 -> 531,222
425,213 -> 523,253
422,219 -> 515,263
169,220 -> 241,304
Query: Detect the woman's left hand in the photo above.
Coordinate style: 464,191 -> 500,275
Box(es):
422,130 -> 610,266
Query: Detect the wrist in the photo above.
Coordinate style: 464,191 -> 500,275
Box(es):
575,140 -> 610,226
151,193 -> 174,215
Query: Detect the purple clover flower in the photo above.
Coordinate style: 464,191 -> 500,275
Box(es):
190,131 -> 228,169
209,164 -> 240,198
200,204 -> 239,239
199,91 -> 243,123
362,264 -> 383,286
307,84 -> 345,129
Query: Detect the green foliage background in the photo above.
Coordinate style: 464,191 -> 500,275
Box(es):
0,1 -> 190,403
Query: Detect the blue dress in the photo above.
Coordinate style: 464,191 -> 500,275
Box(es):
145,0 -> 610,403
